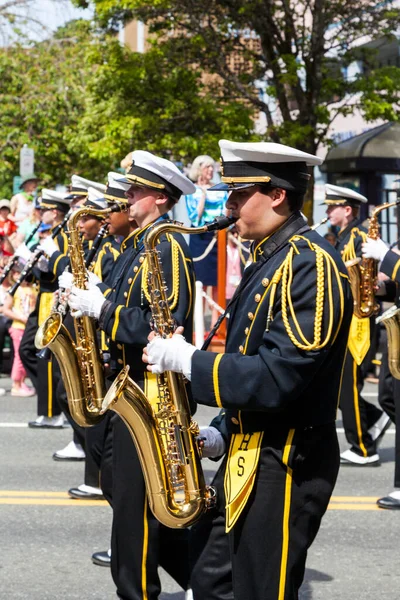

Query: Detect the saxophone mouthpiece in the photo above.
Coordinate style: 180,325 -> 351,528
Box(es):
109,202 -> 127,213
206,215 -> 238,232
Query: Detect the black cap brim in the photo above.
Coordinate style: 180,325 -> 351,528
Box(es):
208,182 -> 255,192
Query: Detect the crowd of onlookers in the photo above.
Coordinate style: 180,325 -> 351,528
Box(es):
0,174 -> 43,397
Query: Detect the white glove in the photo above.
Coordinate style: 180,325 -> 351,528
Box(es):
68,284 -> 106,319
199,426 -> 226,459
87,270 -> 101,286
58,270 -> 73,290
37,255 -> 49,272
362,237 -> 388,262
37,236 -> 58,258
146,334 -> 196,380
14,243 -> 32,262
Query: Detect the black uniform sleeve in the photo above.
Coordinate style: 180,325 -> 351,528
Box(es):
100,237 -> 193,347
191,247 -> 349,412
380,250 -> 400,283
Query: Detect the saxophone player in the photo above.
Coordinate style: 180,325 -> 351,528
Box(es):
52,185 -> 120,486
19,189 -> 71,429
363,230 -> 400,508
324,184 -> 391,466
65,152 -> 196,599
144,140 -> 353,600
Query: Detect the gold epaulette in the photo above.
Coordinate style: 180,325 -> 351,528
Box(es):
266,236 -> 345,351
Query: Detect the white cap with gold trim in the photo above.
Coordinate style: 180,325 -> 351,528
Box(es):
323,183 -> 367,206
119,151 -> 195,200
210,139 -> 322,193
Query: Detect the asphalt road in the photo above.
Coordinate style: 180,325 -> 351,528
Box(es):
0,376 -> 398,600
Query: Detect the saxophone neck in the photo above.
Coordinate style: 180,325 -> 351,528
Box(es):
368,200 -> 400,240
144,215 -> 237,251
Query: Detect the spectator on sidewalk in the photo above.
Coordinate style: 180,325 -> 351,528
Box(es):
2,267 -> 37,397
10,175 -> 38,225
186,155 -> 227,327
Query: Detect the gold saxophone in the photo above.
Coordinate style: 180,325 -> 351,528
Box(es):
377,305 -> 400,379
101,215 -> 236,528
34,204 -> 124,427
345,200 -> 400,318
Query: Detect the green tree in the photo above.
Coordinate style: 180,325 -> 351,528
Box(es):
0,19 -> 103,197
74,0 -> 400,214
0,17 -> 255,198
72,38 -> 255,167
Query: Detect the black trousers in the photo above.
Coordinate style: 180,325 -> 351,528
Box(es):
190,424 -> 339,600
55,377 -> 101,488
339,351 -> 382,457
19,310 -> 61,417
378,346 -> 400,488
111,415 -> 190,600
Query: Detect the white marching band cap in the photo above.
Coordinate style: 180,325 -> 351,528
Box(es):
323,183 -> 368,206
39,189 -> 71,213
119,150 -> 196,200
104,172 -> 131,203
84,185 -> 108,210
209,139 -> 323,194
66,175 -> 105,199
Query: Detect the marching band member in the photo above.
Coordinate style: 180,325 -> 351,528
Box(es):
65,152 -> 196,599
362,233 -> 400,508
143,140 -> 353,600
19,189 -> 71,428
324,184 -> 390,466
53,186 -> 120,489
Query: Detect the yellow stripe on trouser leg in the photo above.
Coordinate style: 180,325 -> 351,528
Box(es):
278,429 -> 295,600
224,431 -> 264,533
352,359 -> 368,457
47,360 -> 52,417
141,497 -> 149,600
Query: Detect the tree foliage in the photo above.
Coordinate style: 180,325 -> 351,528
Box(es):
74,0 -> 400,155
72,36 -> 256,167
0,17 -> 255,197
0,19 -> 98,197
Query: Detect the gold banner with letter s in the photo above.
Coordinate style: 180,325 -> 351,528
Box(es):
224,431 -> 264,533
348,315 -> 370,366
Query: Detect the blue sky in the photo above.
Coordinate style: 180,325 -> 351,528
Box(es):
33,1 -> 93,33
0,0 -> 93,43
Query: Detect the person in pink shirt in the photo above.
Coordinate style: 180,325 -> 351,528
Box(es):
2,268 -> 37,396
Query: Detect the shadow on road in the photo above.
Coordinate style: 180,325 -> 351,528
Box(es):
300,567 -> 333,598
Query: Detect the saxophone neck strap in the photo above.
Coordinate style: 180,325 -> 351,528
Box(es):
201,212 -> 310,351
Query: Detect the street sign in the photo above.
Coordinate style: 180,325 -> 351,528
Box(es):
13,176 -> 22,195
19,144 -> 35,177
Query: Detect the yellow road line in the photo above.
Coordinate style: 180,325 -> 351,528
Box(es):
0,491 -> 70,497
0,499 -> 108,506
328,503 -> 379,511
330,496 -> 378,502
0,492 -> 381,510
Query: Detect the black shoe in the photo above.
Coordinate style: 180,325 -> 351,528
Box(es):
377,496 -> 400,509
92,550 -> 111,567
68,486 -> 104,501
